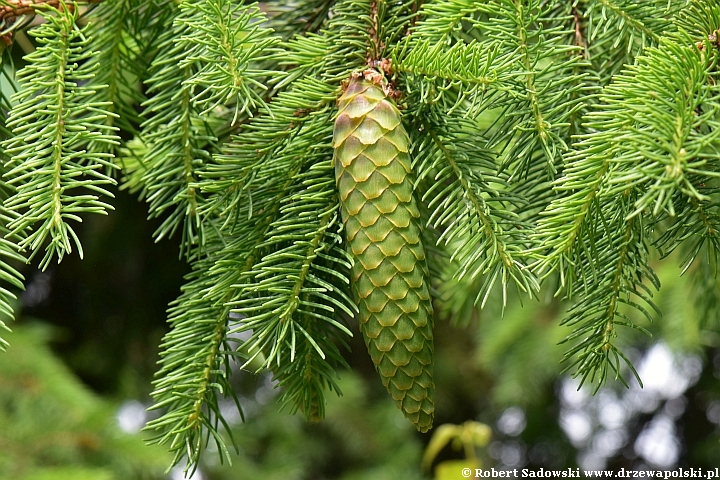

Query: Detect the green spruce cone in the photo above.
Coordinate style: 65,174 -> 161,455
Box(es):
333,73 -> 434,432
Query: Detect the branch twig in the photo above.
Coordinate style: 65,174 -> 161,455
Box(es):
0,0 -> 101,21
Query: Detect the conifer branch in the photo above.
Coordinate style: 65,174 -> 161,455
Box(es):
0,180 -> 24,352
3,2 -> 118,269
481,0 -> 593,183
229,138 -> 356,420
139,9 -> 213,253
374,0 -> 418,49
601,42 -> 720,219
0,46 -> 25,351
84,0 -> 164,143
536,17 -> 720,280
687,245 -> 720,331
579,0 -> 682,82
408,0 -> 480,43
265,0 -> 335,39
175,0 -> 282,124
147,239 -> 250,471
572,5 -> 586,52
593,0 -> 658,41
395,39 -> 510,90
654,182 -> 720,275
560,198 -> 659,392
197,77 -> 337,220
147,160 -> 302,471
538,3 -> 720,390
412,114 -> 537,307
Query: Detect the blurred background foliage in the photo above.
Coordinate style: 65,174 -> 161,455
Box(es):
0,320 -> 171,480
1,186 -> 719,479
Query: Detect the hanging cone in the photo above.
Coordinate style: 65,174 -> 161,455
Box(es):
333,72 -> 434,432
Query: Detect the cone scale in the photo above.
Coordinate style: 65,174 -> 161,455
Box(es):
333,72 -> 434,432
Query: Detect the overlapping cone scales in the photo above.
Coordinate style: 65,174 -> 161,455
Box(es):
333,78 -> 434,432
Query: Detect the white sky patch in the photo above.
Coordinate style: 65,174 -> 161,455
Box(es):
664,396 -> 687,419
706,400 -> 720,426
592,428 -> 627,457
498,406 -> 527,437
560,378 -> 590,409
634,415 -> 680,468
560,410 -> 593,447
500,441 -> 526,468
577,451 -> 606,471
219,399 -> 243,425
598,392 -> 627,430
636,343 -> 702,399
116,400 -> 147,434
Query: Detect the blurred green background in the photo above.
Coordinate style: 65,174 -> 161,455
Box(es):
2,187 -> 720,480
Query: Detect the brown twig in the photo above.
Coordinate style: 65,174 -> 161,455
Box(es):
695,29 -> 720,52
0,0 -> 101,21
572,5 -> 587,57
406,0 -> 423,35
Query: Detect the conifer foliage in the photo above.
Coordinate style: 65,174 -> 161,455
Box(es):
0,0 -> 719,472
